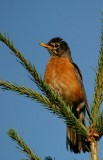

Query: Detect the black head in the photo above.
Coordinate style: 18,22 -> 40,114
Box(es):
40,37 -> 71,57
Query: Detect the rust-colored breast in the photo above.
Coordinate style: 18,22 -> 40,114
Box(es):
44,57 -> 85,105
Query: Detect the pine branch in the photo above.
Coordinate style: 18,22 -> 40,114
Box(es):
8,129 -> 54,160
88,17 -> 103,160
0,32 -> 41,86
96,111 -> 103,138
0,80 -> 88,137
0,32 -> 49,97
0,80 -> 50,107
91,19 -> 103,123
8,129 -> 41,160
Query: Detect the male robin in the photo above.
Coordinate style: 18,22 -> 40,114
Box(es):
40,37 -> 90,153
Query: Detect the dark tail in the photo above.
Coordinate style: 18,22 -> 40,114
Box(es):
66,111 -> 90,153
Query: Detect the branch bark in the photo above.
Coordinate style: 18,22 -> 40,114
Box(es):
90,140 -> 99,160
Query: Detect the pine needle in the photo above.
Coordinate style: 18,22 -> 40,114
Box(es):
8,129 -> 41,160
91,20 -> 103,123
0,80 -> 87,137
96,111 -> 103,138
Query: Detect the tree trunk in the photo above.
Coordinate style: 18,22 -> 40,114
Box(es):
90,140 -> 99,160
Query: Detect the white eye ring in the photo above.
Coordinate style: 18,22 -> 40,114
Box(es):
50,42 -> 60,48
55,43 -> 60,47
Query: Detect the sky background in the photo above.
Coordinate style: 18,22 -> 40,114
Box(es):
0,1 -> 103,160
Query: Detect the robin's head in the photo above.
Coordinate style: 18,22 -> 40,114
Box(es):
40,37 -> 71,58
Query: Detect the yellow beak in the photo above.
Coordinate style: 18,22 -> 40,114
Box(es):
39,43 -> 52,50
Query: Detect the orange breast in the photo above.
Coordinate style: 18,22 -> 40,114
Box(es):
44,57 -> 85,105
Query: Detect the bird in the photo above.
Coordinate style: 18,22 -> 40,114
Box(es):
40,37 -> 90,153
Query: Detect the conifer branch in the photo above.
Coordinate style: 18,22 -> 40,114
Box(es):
0,32 -> 41,87
8,129 -> 41,160
96,111 -> 103,138
8,129 -> 54,160
0,32 -> 49,97
91,19 -> 103,123
0,80 -> 87,137
0,80 -> 50,107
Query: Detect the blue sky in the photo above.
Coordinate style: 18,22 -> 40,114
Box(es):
0,1 -> 103,160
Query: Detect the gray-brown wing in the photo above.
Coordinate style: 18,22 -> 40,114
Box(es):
72,62 -> 90,117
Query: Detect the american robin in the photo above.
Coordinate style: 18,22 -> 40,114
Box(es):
40,37 -> 90,153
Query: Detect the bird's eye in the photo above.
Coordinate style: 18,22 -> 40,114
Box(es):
55,43 -> 59,48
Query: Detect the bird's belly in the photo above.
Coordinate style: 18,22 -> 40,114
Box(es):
44,58 -> 85,104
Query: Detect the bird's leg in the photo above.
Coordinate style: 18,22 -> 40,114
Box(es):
76,101 -> 85,112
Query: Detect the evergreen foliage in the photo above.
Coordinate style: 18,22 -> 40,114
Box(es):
0,16 -> 103,160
